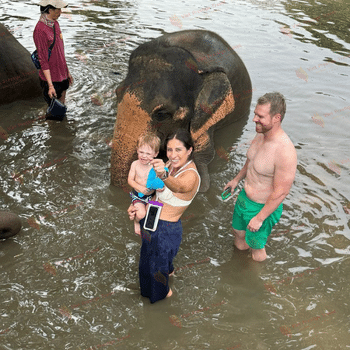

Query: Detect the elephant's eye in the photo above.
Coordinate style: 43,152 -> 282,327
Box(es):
154,110 -> 172,121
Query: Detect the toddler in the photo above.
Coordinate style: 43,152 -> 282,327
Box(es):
128,133 -> 163,235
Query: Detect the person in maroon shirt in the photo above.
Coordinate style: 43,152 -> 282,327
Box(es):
33,0 -> 73,119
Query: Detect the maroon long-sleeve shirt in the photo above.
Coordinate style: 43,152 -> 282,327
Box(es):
33,15 -> 69,82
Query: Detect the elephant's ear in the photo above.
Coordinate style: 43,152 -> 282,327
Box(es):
191,71 -> 234,154
190,72 -> 235,191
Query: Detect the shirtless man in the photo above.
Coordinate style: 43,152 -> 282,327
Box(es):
224,92 -> 297,262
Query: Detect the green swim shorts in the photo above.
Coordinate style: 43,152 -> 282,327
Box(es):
232,188 -> 283,249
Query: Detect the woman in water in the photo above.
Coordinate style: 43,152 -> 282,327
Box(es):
128,129 -> 201,303
33,0 -> 73,119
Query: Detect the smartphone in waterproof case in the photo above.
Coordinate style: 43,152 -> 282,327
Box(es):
221,187 -> 232,200
143,201 -> 163,231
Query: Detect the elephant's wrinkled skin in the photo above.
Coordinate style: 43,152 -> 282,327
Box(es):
0,24 -> 42,106
111,30 -> 252,191
0,211 -> 22,239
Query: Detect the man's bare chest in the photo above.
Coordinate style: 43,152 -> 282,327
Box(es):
248,145 -> 276,177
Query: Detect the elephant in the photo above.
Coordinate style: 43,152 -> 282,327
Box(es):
111,29 -> 252,192
0,211 -> 22,239
0,23 -> 42,106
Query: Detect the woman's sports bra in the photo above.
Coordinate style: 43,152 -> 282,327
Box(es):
156,161 -> 201,207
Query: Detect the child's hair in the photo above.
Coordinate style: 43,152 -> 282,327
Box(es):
137,133 -> 161,153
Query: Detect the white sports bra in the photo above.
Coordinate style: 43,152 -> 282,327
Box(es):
156,161 -> 201,207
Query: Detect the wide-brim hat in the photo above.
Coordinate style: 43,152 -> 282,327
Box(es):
38,0 -> 68,8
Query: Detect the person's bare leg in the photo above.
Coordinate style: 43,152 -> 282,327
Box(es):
251,248 -> 267,262
59,90 -> 66,104
134,202 -> 146,235
166,288 -> 173,298
232,228 -> 250,250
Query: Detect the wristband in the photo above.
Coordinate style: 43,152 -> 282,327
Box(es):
160,169 -> 169,180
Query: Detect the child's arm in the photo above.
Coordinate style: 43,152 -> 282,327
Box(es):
128,161 -> 151,195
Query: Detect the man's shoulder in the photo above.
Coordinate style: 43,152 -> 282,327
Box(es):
275,131 -> 297,164
252,133 -> 263,142
248,133 -> 263,150
278,131 -> 296,152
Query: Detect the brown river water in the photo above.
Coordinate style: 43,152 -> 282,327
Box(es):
0,0 -> 349,349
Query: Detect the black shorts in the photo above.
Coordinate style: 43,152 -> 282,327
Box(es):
40,78 -> 69,105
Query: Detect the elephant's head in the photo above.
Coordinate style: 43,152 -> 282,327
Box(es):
111,36 -> 249,192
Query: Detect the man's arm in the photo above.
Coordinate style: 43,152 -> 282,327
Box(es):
247,145 -> 297,231
224,158 -> 249,193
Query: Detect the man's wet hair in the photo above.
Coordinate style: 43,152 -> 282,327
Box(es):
257,92 -> 286,121
40,5 -> 56,14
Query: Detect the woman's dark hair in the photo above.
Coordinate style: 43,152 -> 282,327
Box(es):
40,5 -> 56,14
166,129 -> 194,159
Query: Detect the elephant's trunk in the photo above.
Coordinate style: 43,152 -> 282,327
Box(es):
110,92 -> 152,188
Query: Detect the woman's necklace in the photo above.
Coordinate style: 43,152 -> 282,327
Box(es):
170,160 -> 192,177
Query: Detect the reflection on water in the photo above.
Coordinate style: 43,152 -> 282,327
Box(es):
1,0 -> 350,348
282,0 -> 350,54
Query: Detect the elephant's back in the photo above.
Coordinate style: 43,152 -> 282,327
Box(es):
158,30 -> 249,79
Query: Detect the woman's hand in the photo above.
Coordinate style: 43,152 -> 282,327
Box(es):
150,159 -> 166,178
127,204 -> 138,221
48,85 -> 57,99
42,71 -> 57,99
